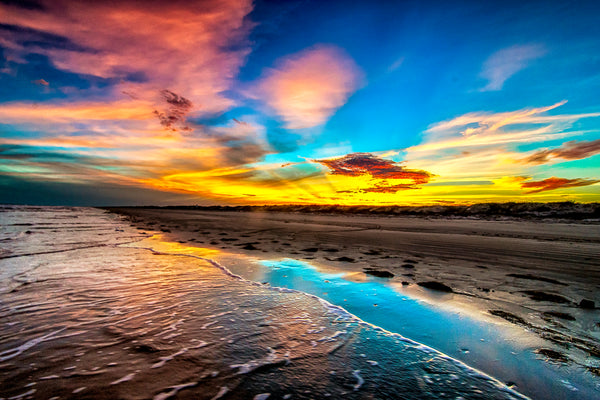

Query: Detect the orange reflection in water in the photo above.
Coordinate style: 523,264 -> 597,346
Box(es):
144,234 -> 222,258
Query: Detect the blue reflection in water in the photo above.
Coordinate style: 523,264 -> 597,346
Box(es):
258,258 -> 598,400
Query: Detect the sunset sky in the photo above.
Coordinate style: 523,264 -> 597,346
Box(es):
1,0 -> 599,205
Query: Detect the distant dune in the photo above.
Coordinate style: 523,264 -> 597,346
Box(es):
129,202 -> 600,220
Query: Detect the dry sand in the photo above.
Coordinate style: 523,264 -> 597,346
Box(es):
108,207 -> 600,374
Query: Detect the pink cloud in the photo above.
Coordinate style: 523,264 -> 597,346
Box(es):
255,45 -> 363,129
0,0 -> 254,115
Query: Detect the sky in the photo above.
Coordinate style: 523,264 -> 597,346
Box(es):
0,0 -> 599,206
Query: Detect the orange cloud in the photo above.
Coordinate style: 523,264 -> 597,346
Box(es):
523,139 -> 600,164
255,45 -> 362,129
0,0 -> 254,115
0,100 -> 154,123
520,177 -> 599,193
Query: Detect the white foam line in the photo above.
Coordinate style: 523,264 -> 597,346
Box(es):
7,388 -> 36,400
0,327 -> 66,362
317,330 -> 347,342
153,381 -> 198,400
201,320 -> 219,329
110,372 -> 136,385
230,347 -> 281,375
210,386 -> 229,400
352,369 -> 364,391
121,243 -> 530,400
152,348 -> 189,369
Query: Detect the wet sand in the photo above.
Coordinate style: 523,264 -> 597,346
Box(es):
2,206 -> 538,400
108,207 -> 600,376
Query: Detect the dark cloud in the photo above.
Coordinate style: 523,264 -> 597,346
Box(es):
154,89 -> 193,131
360,182 -> 417,193
232,118 -> 249,126
0,174 -> 199,206
316,152 -> 433,183
0,0 -> 45,11
524,139 -> 600,164
0,144 -> 161,178
521,177 -> 599,193
0,22 -> 85,52
221,140 -> 270,166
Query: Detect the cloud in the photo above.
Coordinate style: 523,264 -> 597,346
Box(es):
359,182 -> 417,193
480,44 -> 546,91
254,45 -> 363,129
32,79 -> 49,86
520,177 -> 599,193
387,56 -> 405,73
315,153 -> 433,194
523,138 -> 600,164
0,0 -> 254,115
153,89 -> 193,131
317,153 -> 432,182
411,101 -> 600,153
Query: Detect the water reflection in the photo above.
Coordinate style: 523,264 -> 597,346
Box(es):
134,238 -> 598,400
252,258 -> 597,400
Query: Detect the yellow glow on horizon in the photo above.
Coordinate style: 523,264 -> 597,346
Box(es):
137,164 -> 599,206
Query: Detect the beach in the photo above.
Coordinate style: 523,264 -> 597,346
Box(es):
1,206 -> 599,399
109,208 -> 600,382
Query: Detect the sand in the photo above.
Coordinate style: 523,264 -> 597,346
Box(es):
107,207 -> 600,374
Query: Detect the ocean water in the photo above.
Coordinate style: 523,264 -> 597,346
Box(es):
0,206 -> 578,399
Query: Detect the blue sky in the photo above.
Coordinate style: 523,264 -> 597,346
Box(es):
0,0 -> 599,205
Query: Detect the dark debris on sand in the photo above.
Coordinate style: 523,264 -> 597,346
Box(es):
579,299 -> 596,309
543,311 -> 576,321
333,256 -> 356,262
417,281 -> 453,293
488,310 -> 528,325
521,291 -> 571,304
363,268 -> 394,278
535,348 -> 569,363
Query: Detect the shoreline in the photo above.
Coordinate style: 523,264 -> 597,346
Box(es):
124,235 -> 534,399
106,207 -> 600,378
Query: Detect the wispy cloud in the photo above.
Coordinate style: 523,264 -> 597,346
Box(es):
411,101 -> 600,153
523,138 -> 600,164
32,79 -> 49,86
480,44 -> 546,91
520,177 -> 599,193
401,102 -> 600,201
254,45 -> 363,129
